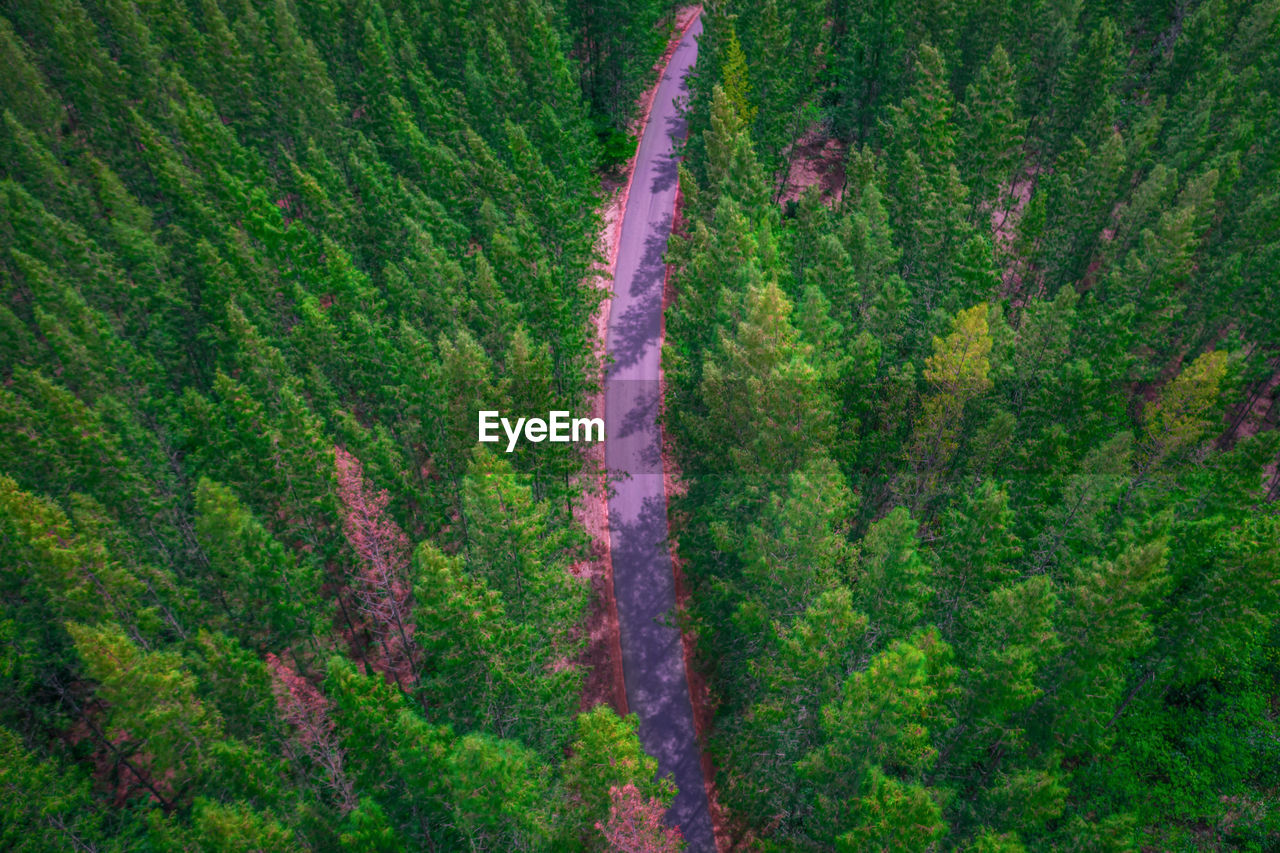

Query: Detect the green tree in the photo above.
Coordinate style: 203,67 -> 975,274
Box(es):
835,766 -> 947,852
722,587 -> 868,839
690,279 -> 835,507
461,448 -> 585,648
799,628 -> 955,845
194,478 -> 321,652
881,44 -> 974,302
903,303 -> 995,504
0,726 -> 111,851
67,621 -> 224,808
1045,539 -> 1169,756
959,45 -> 1027,225
559,706 -> 674,850
1047,17 -> 1126,152
856,507 -> 934,644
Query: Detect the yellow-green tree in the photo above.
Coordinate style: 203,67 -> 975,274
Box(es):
903,303 -> 994,503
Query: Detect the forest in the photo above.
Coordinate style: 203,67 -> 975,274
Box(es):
668,0 -> 1280,849
0,0 -> 1277,850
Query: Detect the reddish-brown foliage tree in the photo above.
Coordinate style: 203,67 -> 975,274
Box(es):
334,446 -> 417,687
266,653 -> 358,814
596,783 -> 685,852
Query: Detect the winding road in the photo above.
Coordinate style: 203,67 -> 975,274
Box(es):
603,15 -> 714,852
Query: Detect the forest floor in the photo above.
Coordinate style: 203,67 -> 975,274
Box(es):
778,124 -> 848,206
994,168 -> 1039,298
576,3 -> 702,718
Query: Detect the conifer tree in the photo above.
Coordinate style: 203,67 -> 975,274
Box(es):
721,26 -> 757,128
596,784 -> 684,853
738,456 -> 855,628
836,766 -> 947,852
721,588 -> 868,838
691,279 -> 834,506
959,45 -> 1027,225
904,303 -> 995,503
560,706 -> 674,850
881,44 -> 974,302
831,0 -> 908,143
67,621 -> 224,808
856,507 -> 934,643
195,478 -> 321,652
1047,17 -> 1126,153
1140,349 -> 1228,471
799,628 -> 955,845
334,447 -> 416,689
266,653 -> 356,815
461,448 -> 584,644
0,726 -> 111,850
1046,539 -> 1169,755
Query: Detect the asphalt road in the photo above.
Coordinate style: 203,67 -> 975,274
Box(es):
603,15 -> 714,853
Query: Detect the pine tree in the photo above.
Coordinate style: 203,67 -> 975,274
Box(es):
340,797 -> 405,853
458,449 -> 584,755
1158,438 -> 1280,683
461,448 -> 584,643
691,279 -> 834,507
1034,130 -> 1127,292
334,447 -> 416,689
721,25 -> 757,127
1141,349 -> 1228,471
443,731 -> 553,850
799,628 -> 954,845
835,766 -> 947,852
903,303 -> 995,504
0,726 -> 111,850
153,798 -> 301,853
722,587 -> 868,838
0,475 -> 159,643
565,0 -> 670,132
881,44 -> 974,302
831,0 -> 908,143
437,327 -> 504,504
67,621 -> 224,808
411,540 -> 506,726
945,575 -> 1059,771
1046,17 -> 1126,153
738,456 -> 855,628
856,507 -> 934,644
195,478 -> 321,652
266,653 -> 357,815
934,479 -> 1022,629
702,86 -> 769,214
959,45 -> 1027,225
596,784 -> 684,853
1045,539 -> 1169,756
560,706 -> 674,850
1101,171 -> 1221,378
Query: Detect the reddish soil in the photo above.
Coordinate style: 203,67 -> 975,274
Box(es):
1233,361 -> 1280,443
778,125 -> 848,206
1221,355 -> 1280,498
577,6 -> 702,718
994,167 -> 1041,301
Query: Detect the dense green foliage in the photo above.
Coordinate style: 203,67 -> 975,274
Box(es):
668,0 -> 1280,849
0,0 -> 681,849
4,0 -> 1280,849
